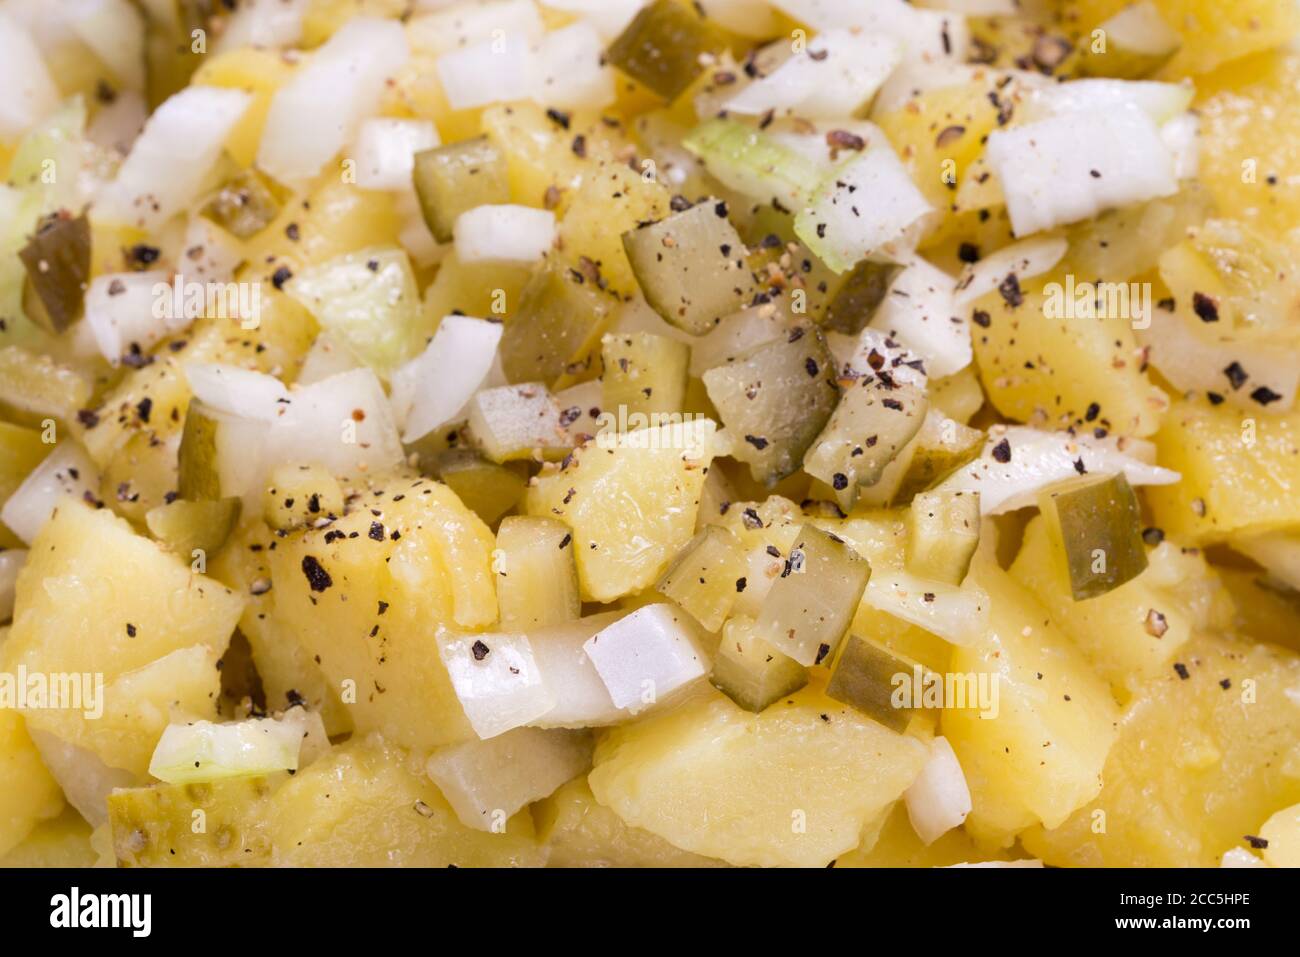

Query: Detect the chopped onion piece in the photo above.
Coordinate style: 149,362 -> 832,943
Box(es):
179,216 -> 242,285
390,315 -> 503,442
62,0 -> 144,90
986,108 -> 1177,237
914,0 -> 1013,12
0,548 -> 26,621
863,567 -> 989,646
1,442 -> 99,545
408,0 -> 544,56
769,0 -> 967,62
185,363 -> 291,422
934,426 -> 1179,514
256,17 -> 409,186
1220,848 -> 1269,869
953,236 -> 1067,307
426,726 -> 593,830
905,736 -> 972,844
868,256 -> 970,378
529,21 -> 615,111
689,305 -> 787,377
724,30 -> 901,120
436,627 -> 556,739
437,31 -> 534,110
214,0 -> 309,53
297,333 -> 361,386
582,603 -> 709,715
454,204 -> 556,264
352,118 -> 440,191
827,327 -> 928,390
528,612 -> 627,728
97,86 -> 252,229
1231,533 -> 1300,592
83,270 -> 175,364
0,12 -> 59,139
1021,79 -> 1194,126
267,368 -> 405,479
1161,113 -> 1200,181
148,714 -> 308,784
29,729 -> 135,827
85,87 -> 146,155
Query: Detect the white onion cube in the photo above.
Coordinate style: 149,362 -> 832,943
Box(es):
390,314 -> 503,442
353,118 -> 440,191
454,204 -> 556,264
528,612 -> 626,728
437,628 -> 555,739
904,736 -> 972,844
582,604 -> 709,714
1,443 -> 100,546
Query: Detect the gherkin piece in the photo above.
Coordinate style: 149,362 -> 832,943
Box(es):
753,524 -> 871,666
622,201 -> 753,335
804,378 -> 928,511
906,490 -> 980,586
495,516 -> 581,631
145,497 -> 242,558
435,450 -> 527,526
656,524 -> 747,632
892,411 -> 985,503
600,332 -> 690,418
19,211 -> 91,334
177,400 -> 223,501
710,615 -> 808,713
1038,471 -> 1149,601
821,260 -> 901,335
500,260 -> 618,386
826,635 -> 931,732
605,0 -> 729,101
202,167 -> 282,239
702,326 -> 839,485
0,345 -> 92,425
412,136 -> 510,244
1076,3 -> 1181,80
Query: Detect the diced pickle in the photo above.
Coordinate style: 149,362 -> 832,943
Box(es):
681,118 -> 823,209
906,490 -> 980,586
821,261 -> 901,335
262,464 -> 344,532
710,615 -> 809,712
753,524 -> 871,666
804,379 -> 929,511
434,450 -> 526,526
500,261 -> 618,386
466,383 -> 567,463
108,776 -> 275,867
177,400 -> 223,501
19,211 -> 91,334
656,524 -> 747,632
0,345 -> 92,426
1075,3 -> 1181,80
702,326 -> 839,485
1038,471 -> 1149,601
826,635 -> 931,733
622,201 -> 752,335
201,166 -> 282,239
605,0 -> 728,101
600,332 -> 690,418
99,431 -> 180,525
892,411 -> 984,502
494,516 -> 581,630
412,137 -> 510,244
145,497 -> 242,558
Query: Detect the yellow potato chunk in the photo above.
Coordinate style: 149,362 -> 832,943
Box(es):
0,709 -> 64,857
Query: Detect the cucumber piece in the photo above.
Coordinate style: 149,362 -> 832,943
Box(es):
466,383 -> 568,463
687,304 -> 789,378
709,615 -> 808,713
906,490 -> 980,586
99,431 -> 180,525
201,166 -> 282,239
177,400 -> 223,501
19,211 -> 91,334
435,450 -> 527,526
605,0 -> 729,101
600,332 -> 690,418
701,325 -> 839,485
822,260 -> 901,335
656,524 -> 747,632
753,524 -> 871,666
1077,2 -> 1181,80
495,516 -> 582,630
622,201 -> 752,335
0,345 -> 91,426
262,464 -> 344,532
1038,471 -> 1149,601
500,260 -> 618,386
145,497 -> 242,557
804,378 -> 929,511
412,136 -> 510,244
826,634 -> 930,733
682,117 -> 822,209
892,410 -> 985,502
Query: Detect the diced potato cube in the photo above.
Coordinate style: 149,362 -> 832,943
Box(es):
494,516 -> 581,630
261,464 -> 344,532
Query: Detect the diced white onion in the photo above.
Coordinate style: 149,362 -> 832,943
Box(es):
454,204 -> 556,264
0,12 -> 59,139
436,627 -> 556,739
826,327 -> 929,390
215,0 -> 309,53
297,333 -> 361,386
408,0 -> 544,57
96,85 -> 252,229
29,729 -> 136,827
395,188 -> 443,268
1220,847 -> 1269,868
426,726 -> 593,830
987,108 -> 1178,236
148,714 -> 308,784
61,0 -> 144,90
528,612 -> 627,728
1161,113 -> 1200,181
179,216 -> 243,285
185,362 -> 292,422
1020,78 -> 1194,126
266,368 -> 405,478
864,569 -> 989,646
0,548 -> 26,621
914,0 -> 1013,13
83,270 -> 176,364
582,604 -> 709,715
436,31 -> 534,110
529,20 -> 615,111
905,736 -> 972,844
352,117 -> 440,191
391,314 -> 503,442
934,425 -> 1180,514
256,17 -> 409,187
868,256 -> 971,378
1,442 -> 100,546
769,0 -> 967,62
953,236 -> 1068,307
85,87 -> 147,156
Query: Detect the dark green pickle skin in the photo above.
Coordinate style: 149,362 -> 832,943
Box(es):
1042,471 -> 1149,601
605,0 -> 729,101
20,211 -> 91,334
826,635 -> 929,733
